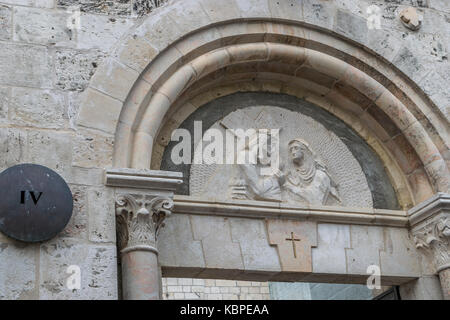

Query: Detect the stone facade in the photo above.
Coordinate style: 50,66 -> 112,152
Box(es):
0,0 -> 448,300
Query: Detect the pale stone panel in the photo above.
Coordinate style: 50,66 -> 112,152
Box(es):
229,218 -> 281,272
0,43 -> 52,88
72,128 -> 114,168
27,130 -> 73,177
59,185 -> 88,240
190,215 -> 244,270
235,0 -> 271,18
13,7 -> 74,46
0,4 -> 11,41
158,214 -> 205,269
0,128 -> 27,169
87,187 -> 116,243
76,13 -> 135,51
39,239 -> 118,299
399,276 -> 444,300
0,243 -> 37,299
312,223 -> 350,274
379,227 -> 421,277
0,86 -> 9,122
346,225 -> 384,275
77,88 -> 123,134
10,88 -> 68,129
303,0 -> 336,30
334,9 -> 368,46
268,0 -> 303,21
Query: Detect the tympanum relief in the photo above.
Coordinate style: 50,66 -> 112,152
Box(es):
190,106 -> 373,208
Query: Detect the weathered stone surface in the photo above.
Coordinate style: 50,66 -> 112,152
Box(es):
158,214 -> 205,268
0,86 -> 9,122
312,223 -> 350,274
76,13 -> 134,51
27,130 -> 73,177
0,0 -> 54,8
230,218 -> 281,272
0,243 -> 37,299
334,9 -> 368,45
346,225 -> 384,275
57,0 -> 132,16
0,5 -> 11,41
59,185 -> 88,239
87,187 -> 116,243
13,7 -> 74,46
191,215 -> 244,269
55,50 -> 106,91
0,43 -> 52,88
10,88 -> 68,129
303,0 -> 336,30
367,29 -> 402,62
379,228 -> 421,277
400,275 -> 444,300
267,219 -> 317,273
0,128 -> 27,169
72,128 -> 114,168
133,0 -> 167,16
40,239 -> 117,299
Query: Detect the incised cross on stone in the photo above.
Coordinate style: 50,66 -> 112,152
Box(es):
285,232 -> 301,258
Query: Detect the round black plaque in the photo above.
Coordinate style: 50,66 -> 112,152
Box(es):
0,164 -> 73,242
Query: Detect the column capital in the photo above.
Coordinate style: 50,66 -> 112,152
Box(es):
409,193 -> 450,273
115,193 -> 174,254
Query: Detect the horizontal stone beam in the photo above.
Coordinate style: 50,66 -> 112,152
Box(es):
104,168 -> 183,191
173,196 -> 408,227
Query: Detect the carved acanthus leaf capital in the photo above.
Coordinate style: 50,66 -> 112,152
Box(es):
413,217 -> 450,272
115,193 -> 174,254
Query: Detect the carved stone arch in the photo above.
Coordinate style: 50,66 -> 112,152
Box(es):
77,0 -> 449,209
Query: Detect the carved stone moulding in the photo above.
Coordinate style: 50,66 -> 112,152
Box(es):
116,193 -> 174,254
409,193 -> 450,273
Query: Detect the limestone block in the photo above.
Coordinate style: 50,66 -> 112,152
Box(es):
55,49 -> 105,91
158,214 -> 205,269
229,218 -> 281,272
0,5 -> 11,40
57,0 -> 131,16
0,86 -> 9,122
134,7 -> 183,52
40,239 -> 118,299
1,0 -> 54,8
267,219 -> 317,273
191,215 -> 244,270
90,58 -> 139,101
72,128 -> 114,168
77,88 -> 123,134
65,167 -> 104,186
200,0 -> 242,22
115,35 -> 158,72
235,0 -> 270,18
10,88 -> 68,129
428,0 -> 450,13
399,276 -> 444,300
334,9 -> 368,45
76,13 -> 134,52
303,0 -> 336,30
0,128 -> 27,169
380,227 -> 421,277
419,69 -> 450,120
166,0 -> 212,36
268,0 -> 303,21
87,187 -> 116,243
312,223 -> 350,274
0,242 -> 37,299
367,29 -> 402,63
346,225 -> 384,275
59,185 -> 88,240
0,43 -> 52,88
13,7 -> 74,46
27,130 -> 73,177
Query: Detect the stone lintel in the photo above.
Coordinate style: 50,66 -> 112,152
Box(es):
173,196 -> 408,227
105,168 -> 183,191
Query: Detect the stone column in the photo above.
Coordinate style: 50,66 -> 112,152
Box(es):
105,169 -> 182,300
409,193 -> 450,300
